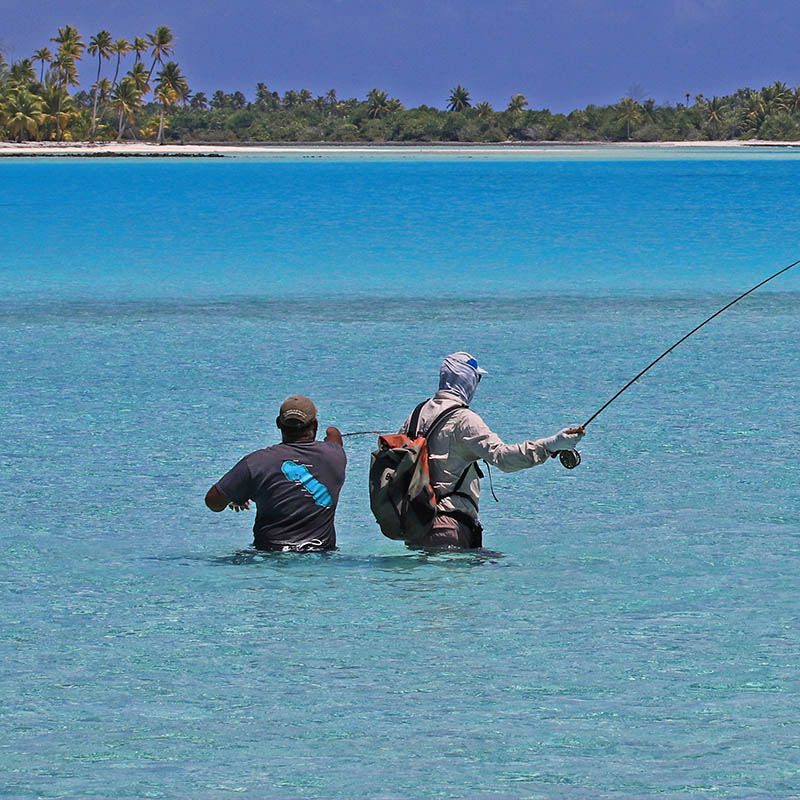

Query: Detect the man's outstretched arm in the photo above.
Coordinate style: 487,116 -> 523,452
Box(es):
458,412 -> 585,473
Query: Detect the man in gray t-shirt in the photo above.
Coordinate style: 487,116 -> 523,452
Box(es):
205,395 -> 346,551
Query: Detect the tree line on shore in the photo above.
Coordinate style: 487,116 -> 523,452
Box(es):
0,25 -> 187,143
3,25 -> 800,144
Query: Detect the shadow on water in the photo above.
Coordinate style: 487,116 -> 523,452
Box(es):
205,547 -> 507,571
378,547 -> 506,571
146,547 -> 508,574
209,548 -> 337,566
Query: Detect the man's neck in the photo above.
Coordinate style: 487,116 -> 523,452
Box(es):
435,389 -> 468,403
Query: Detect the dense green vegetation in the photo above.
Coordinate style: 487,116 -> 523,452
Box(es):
0,25 -> 187,143
3,25 -> 800,143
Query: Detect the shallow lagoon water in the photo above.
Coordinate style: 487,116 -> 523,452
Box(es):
1,149 -> 799,798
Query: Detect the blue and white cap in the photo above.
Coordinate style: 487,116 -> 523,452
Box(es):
449,351 -> 488,375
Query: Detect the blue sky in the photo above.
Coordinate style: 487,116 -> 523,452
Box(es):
3,0 -> 798,112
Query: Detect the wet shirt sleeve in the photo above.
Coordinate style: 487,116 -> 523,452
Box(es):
455,410 -> 551,473
216,456 -> 254,506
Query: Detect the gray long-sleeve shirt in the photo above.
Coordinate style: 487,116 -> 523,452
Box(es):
400,390 -> 552,519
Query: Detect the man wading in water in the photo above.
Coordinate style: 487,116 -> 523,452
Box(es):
205,395 -> 346,551
398,352 -> 584,549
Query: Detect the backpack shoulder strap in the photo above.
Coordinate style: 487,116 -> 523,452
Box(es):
408,399 -> 466,440
407,400 -> 429,439
423,403 -> 467,442
438,462 -> 481,512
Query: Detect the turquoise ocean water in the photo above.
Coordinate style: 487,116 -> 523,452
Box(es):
1,147 -> 799,799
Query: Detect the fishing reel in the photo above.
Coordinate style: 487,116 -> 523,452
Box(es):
551,449 -> 581,469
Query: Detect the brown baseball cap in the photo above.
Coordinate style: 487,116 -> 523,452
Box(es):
278,395 -> 318,428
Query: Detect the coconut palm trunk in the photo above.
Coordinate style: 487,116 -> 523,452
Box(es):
91,95 -> 100,138
91,57 -> 102,139
56,73 -> 65,140
88,32 -> 111,141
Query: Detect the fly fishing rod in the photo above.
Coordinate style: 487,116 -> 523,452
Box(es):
553,257 -> 800,469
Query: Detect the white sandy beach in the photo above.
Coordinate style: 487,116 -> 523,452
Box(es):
1,139 -> 799,156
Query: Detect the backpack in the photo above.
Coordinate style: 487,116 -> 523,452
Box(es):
368,400 -> 466,543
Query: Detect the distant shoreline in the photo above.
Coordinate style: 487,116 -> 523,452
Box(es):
2,140 -> 800,157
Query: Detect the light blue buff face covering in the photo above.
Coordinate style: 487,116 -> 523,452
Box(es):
281,461 -> 332,507
439,352 -> 480,404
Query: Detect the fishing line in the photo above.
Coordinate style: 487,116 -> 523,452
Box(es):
581,257 -> 800,429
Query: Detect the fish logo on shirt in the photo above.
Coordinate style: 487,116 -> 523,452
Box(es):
281,461 -> 332,507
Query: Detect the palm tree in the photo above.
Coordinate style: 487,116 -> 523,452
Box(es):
190,91 -> 208,111
50,53 -> 77,140
52,51 -> 79,89
367,88 -> 390,119
92,77 -> 113,133
3,87 -> 45,140
126,62 -> 151,96
282,90 -> 299,109
88,31 -> 112,74
447,85 -> 471,111
616,97 -> 643,140
88,31 -> 113,139
132,36 -> 148,64
178,83 -> 192,106
507,93 -> 528,113
154,83 -> 177,142
789,86 -> 800,116
704,96 -> 724,139
475,101 -> 493,120
51,24 -> 84,53
51,25 -> 85,68
298,88 -> 312,105
158,61 -> 189,97
110,76 -> 141,141
37,77 -> 74,140
32,47 -> 52,83
761,81 -> 791,115
154,61 -> 188,143
8,59 -> 36,86
386,97 -> 404,113
255,82 -> 271,110
743,89 -> 767,137
110,39 -> 132,86
146,26 -> 174,81
139,115 -> 162,140
51,25 -> 84,140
